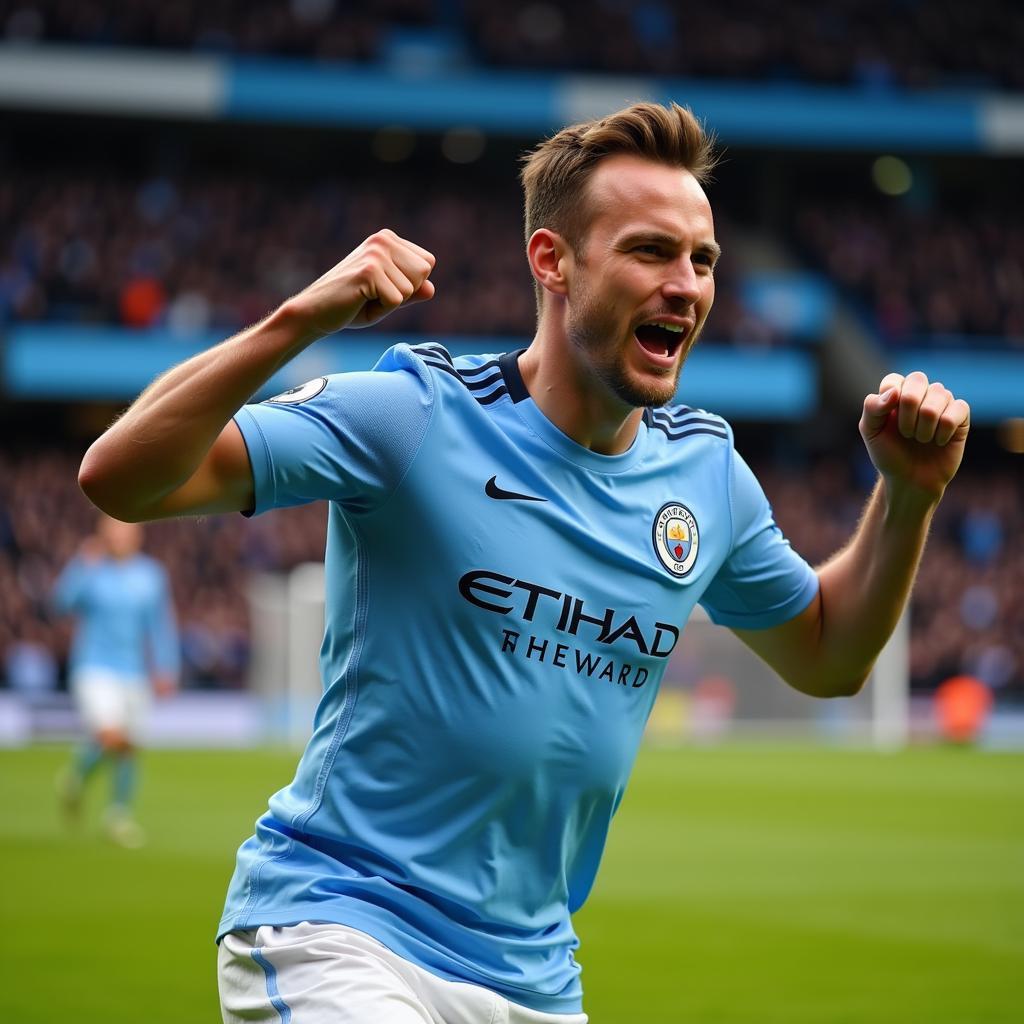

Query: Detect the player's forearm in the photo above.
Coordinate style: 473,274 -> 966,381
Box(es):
812,477 -> 938,692
79,302 -> 318,518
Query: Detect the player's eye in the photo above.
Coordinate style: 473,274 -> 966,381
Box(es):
693,251 -> 716,268
633,244 -> 664,257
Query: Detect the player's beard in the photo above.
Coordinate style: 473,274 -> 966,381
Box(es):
567,282 -> 694,409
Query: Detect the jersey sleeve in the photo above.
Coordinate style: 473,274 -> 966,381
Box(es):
233,348 -> 434,515
699,448 -> 819,630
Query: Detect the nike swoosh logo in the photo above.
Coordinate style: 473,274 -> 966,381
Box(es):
485,476 -> 548,502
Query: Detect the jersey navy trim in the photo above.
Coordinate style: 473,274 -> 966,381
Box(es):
462,372 -> 504,392
653,425 -> 730,441
498,349 -> 530,403
411,343 -> 454,366
650,409 -> 723,429
410,346 -> 728,435
644,406 -> 729,441
412,345 -> 512,407
460,360 -> 501,378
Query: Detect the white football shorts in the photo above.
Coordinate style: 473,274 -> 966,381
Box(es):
218,921 -> 589,1024
71,668 -> 149,739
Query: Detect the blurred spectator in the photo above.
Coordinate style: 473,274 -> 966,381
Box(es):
959,501 -> 1004,565
933,674 -> 993,743
119,276 -> 166,328
0,446 -> 319,691
5,623 -> 58,696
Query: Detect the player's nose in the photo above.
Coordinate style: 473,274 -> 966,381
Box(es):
662,258 -> 701,305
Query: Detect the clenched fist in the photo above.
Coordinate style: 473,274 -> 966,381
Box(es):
286,229 -> 436,338
859,370 -> 970,503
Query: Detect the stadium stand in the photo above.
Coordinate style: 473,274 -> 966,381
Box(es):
0,167 -> 775,343
0,2 -> 1021,713
4,164 -> 1023,348
0,445 -> 323,691
0,0 -> 428,61
2,0 -> 1021,89
794,200 -> 1024,347
1,444 -> 1020,696
464,0 -> 1023,89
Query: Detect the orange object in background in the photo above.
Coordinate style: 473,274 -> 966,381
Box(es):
120,276 -> 166,328
934,675 -> 993,743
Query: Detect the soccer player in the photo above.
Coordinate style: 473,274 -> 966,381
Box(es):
77,103 -> 970,1021
54,514 -> 179,848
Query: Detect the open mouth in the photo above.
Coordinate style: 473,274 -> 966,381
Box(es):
634,322 -> 687,360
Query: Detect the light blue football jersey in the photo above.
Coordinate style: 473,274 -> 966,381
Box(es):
220,344 -> 818,1013
53,554 -> 179,681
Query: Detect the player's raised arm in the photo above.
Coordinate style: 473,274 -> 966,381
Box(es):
78,231 -> 436,522
734,370 -> 970,697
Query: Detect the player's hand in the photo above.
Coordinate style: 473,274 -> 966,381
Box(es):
858,371 -> 970,504
286,229 -> 436,337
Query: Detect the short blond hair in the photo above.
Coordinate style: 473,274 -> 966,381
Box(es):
520,101 -> 717,257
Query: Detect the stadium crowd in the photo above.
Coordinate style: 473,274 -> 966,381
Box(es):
4,170 -> 1024,347
757,459 -> 1023,694
0,171 -> 535,336
463,0 -> 1021,90
795,200 -> 1024,347
1,445 -> 1020,697
0,170 -> 772,345
2,0 -> 1020,90
0,0 -> 430,62
1,2 -> 1019,706
0,447 -> 324,693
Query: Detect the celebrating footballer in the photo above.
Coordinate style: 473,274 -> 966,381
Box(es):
78,102 -> 969,1023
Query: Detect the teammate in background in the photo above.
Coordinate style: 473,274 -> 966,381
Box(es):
54,514 -> 179,848
76,102 -> 969,1022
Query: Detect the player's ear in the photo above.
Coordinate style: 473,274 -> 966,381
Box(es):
527,228 -> 571,298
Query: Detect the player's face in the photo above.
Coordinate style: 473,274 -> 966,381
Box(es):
99,517 -> 143,558
565,155 -> 718,408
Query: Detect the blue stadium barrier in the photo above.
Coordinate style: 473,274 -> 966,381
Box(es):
892,350 -> 1024,423
3,325 -> 817,419
3,45 -> 1022,152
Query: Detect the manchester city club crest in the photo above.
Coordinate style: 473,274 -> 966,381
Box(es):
652,502 -> 700,578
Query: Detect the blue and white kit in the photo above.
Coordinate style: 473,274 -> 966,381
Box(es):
220,344 -> 818,1014
54,553 -> 179,681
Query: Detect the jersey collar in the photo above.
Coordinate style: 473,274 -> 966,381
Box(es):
498,349 -> 648,474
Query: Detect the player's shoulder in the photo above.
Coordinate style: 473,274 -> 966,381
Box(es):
262,345 -> 439,409
131,553 -> 169,582
643,403 -> 733,447
256,340 -> 503,434
399,342 -> 510,408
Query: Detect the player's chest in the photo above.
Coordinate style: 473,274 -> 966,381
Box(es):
387,430 -> 732,627
90,567 -> 156,614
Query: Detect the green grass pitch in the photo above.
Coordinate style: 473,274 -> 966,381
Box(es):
2,743 -> 1021,1022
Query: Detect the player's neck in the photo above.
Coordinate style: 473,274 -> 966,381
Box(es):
517,333 -> 644,457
